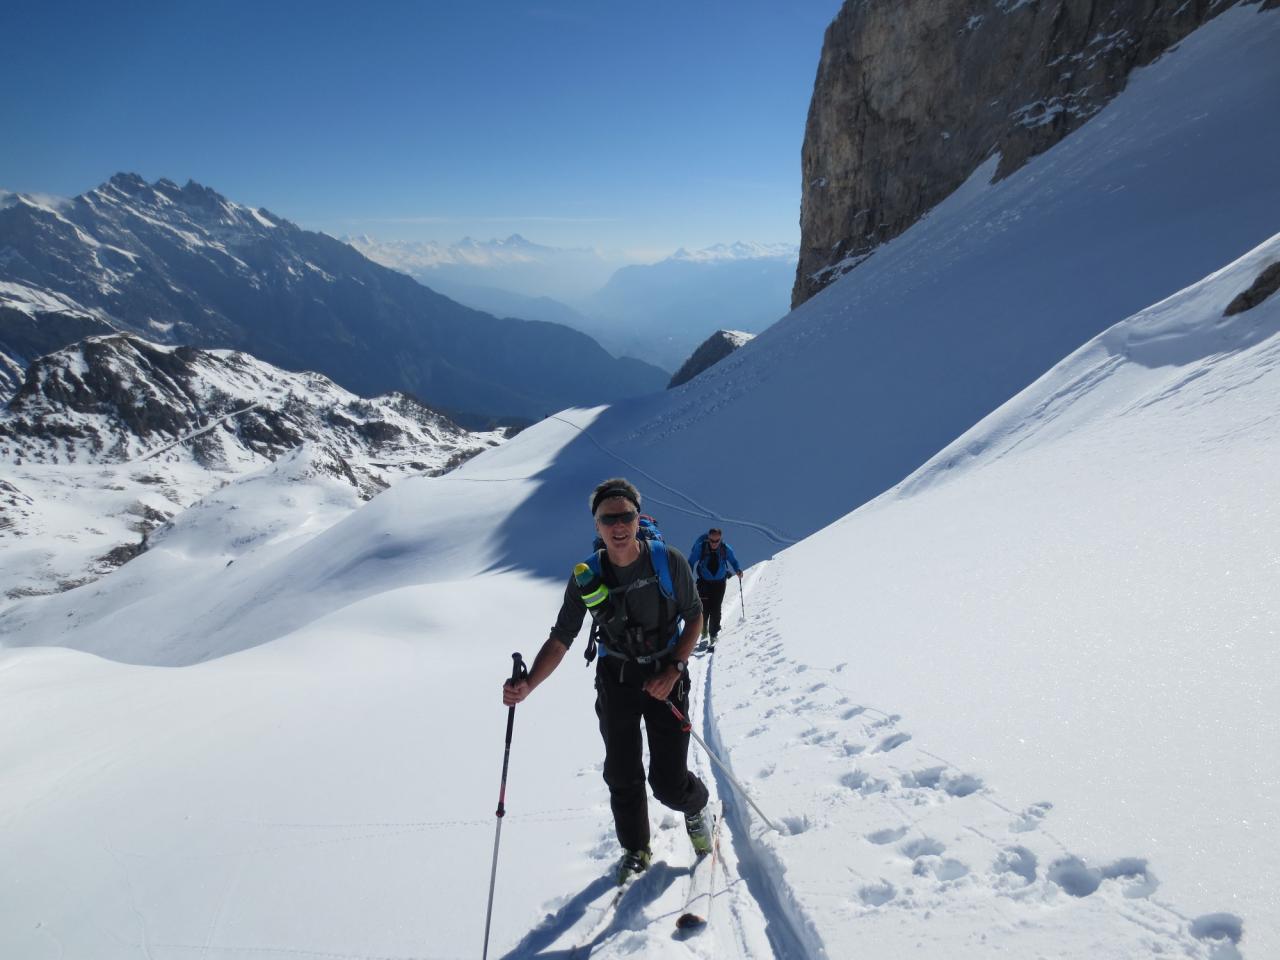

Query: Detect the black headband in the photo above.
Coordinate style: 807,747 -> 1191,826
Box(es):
591,486 -> 640,515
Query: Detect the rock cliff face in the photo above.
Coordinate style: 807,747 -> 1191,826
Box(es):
795,0 -> 1259,306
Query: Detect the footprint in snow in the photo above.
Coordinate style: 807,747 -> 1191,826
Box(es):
866,826 -> 909,845
842,770 -> 888,795
892,837 -> 972,884
1011,800 -> 1053,833
914,857 -> 971,882
1190,913 -> 1244,950
901,766 -> 984,797
780,815 -> 811,835
858,880 -> 896,906
1100,857 -> 1159,898
876,732 -> 912,753
1047,856 -> 1102,897
994,845 -> 1038,885
801,726 -> 838,745
900,837 -> 945,858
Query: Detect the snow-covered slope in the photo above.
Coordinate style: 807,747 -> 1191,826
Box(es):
1,230 -> 1273,959
700,230 -> 1279,959
0,7 -> 1277,960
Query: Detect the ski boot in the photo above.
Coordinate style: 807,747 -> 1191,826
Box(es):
616,847 -> 652,885
685,808 -> 714,856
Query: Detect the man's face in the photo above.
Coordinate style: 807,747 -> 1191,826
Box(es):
708,535 -> 722,549
595,497 -> 639,551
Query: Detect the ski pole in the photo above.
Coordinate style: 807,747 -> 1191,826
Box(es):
664,699 -> 780,833
482,652 -> 528,960
738,575 -> 746,622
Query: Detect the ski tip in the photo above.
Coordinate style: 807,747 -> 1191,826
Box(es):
676,913 -> 706,930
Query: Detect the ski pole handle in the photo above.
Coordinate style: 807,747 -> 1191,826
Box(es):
508,651 -> 527,685
496,652 -> 527,818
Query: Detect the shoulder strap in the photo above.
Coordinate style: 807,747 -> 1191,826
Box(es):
649,539 -> 675,600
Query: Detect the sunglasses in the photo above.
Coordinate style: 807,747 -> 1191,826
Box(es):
597,510 -> 638,527
708,539 -> 722,546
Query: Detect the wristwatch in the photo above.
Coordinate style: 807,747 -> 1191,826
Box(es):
672,658 -> 688,675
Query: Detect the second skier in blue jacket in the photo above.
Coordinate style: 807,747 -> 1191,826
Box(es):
689,528 -> 742,650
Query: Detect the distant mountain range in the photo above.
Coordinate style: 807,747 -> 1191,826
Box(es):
344,233 -> 618,303
579,245 -> 796,370
351,234 -> 797,371
0,176 -> 667,424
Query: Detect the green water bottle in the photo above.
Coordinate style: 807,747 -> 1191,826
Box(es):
574,562 -> 609,612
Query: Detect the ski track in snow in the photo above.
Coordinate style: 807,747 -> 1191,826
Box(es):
693,559 -> 1244,960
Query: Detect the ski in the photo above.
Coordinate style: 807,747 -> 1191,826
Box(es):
675,804 -> 723,930
571,862 -> 645,957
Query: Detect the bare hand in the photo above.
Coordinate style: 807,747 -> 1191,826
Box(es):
503,679 -> 530,706
643,668 -> 679,701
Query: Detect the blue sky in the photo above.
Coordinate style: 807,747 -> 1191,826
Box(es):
1,0 -> 842,259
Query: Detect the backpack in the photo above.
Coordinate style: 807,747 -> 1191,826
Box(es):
692,533 -> 723,576
637,513 -> 664,542
580,538 -> 679,665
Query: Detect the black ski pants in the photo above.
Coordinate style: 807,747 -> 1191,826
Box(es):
696,578 -> 727,639
594,656 -> 709,852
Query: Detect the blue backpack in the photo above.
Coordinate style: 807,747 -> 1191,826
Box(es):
581,532 -> 678,664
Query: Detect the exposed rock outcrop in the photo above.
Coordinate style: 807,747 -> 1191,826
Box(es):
795,0 -> 1250,306
1224,260 -> 1280,316
1,333 -> 502,492
668,330 -> 755,388
0,333 -> 509,598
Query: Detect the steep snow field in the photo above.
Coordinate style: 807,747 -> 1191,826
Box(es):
2,6 -> 1278,959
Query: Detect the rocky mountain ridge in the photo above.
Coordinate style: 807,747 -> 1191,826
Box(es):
795,0 -> 1270,305
0,174 -> 666,424
0,333 -> 504,598
668,330 -> 756,388
2,333 -> 499,486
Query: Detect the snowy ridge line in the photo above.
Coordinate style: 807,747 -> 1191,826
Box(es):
136,402 -> 262,461
547,414 -> 797,547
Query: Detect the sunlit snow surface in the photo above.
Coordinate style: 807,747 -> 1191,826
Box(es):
2,6 -> 1278,960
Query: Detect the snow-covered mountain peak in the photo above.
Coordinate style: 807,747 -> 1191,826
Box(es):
0,189 -> 73,215
666,241 -> 798,263
83,172 -> 280,240
2,333 -> 497,474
